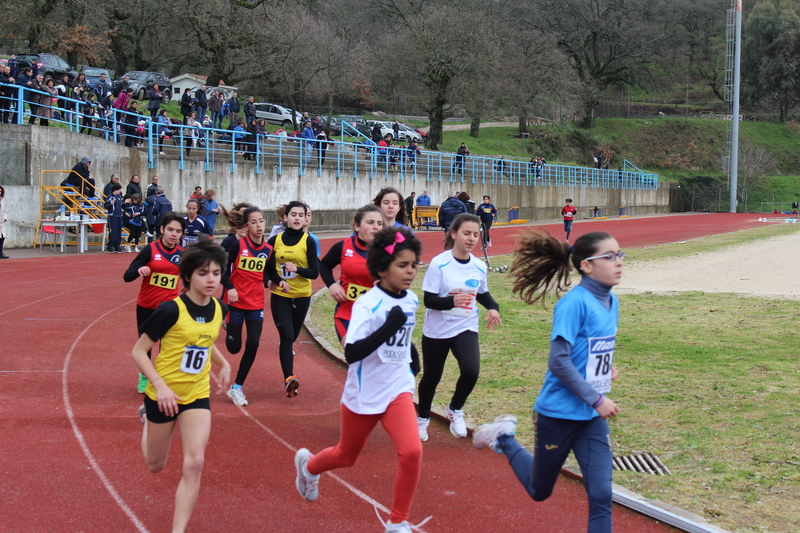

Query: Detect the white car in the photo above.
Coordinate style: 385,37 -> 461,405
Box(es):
366,120 -> 396,140
254,103 -> 303,127
397,123 -> 424,143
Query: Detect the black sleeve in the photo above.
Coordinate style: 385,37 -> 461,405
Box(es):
220,301 -> 229,318
139,300 -> 179,340
343,306 -> 407,364
295,238 -> 319,280
123,245 -> 153,282
410,342 -> 420,375
319,241 -> 344,287
265,235 -> 283,285
475,291 -> 500,312
424,291 -> 456,311
220,241 -> 240,291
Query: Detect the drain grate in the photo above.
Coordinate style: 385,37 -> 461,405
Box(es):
612,453 -> 671,475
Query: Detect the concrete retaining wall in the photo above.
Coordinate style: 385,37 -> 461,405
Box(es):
0,124 -> 674,248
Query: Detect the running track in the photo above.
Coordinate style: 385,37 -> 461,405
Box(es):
0,213 -> 761,532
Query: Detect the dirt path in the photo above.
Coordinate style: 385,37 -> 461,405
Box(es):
420,121 -> 518,133
618,230 -> 800,299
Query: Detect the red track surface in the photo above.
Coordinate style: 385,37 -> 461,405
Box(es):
1,213 -> 760,532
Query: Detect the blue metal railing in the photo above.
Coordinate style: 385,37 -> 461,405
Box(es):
0,82 -> 659,190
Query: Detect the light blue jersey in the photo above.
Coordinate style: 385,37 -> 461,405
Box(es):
534,285 -> 619,421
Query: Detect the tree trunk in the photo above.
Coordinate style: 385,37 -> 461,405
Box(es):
518,106 -> 528,133
580,99 -> 596,129
287,93 -> 299,131
469,116 -> 481,138
427,96 -> 446,151
327,92 -> 334,137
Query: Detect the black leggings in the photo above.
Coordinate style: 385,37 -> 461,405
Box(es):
226,317 -> 264,386
417,331 -> 481,418
136,305 -> 156,359
270,295 -> 310,379
482,220 -> 493,244
127,224 -> 142,245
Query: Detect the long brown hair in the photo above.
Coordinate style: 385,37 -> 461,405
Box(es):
510,230 -> 612,306
220,202 -> 253,233
443,213 -> 480,250
373,187 -> 407,225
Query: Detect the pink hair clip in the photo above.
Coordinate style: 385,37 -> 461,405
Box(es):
384,231 -> 406,255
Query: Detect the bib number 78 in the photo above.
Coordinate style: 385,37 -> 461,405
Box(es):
585,335 -> 615,394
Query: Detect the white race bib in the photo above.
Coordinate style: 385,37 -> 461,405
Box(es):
441,286 -> 478,317
279,263 -> 297,279
378,312 -> 413,364
585,335 -> 614,394
180,345 -> 209,375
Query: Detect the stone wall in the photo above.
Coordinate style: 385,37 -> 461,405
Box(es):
0,124 -> 674,247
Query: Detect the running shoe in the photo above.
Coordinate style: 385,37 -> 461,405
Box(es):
134,246 -> 140,253
446,404 -> 467,438
285,376 -> 299,397
384,522 -> 413,533
145,231 -> 154,238
125,245 -> 131,253
417,417 -> 430,442
115,248 -> 124,253
488,241 -> 492,247
294,448 -> 320,501
227,386 -> 248,406
472,414 -> 518,453
137,373 -> 148,394
138,403 -> 146,425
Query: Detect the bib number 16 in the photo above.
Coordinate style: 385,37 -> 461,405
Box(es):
181,345 -> 209,374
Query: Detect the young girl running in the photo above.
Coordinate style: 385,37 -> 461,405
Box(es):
132,241 -> 232,533
373,187 -> 413,233
219,202 -> 254,252
221,206 -> 273,407
294,227 -> 426,533
472,230 -> 623,533
319,205 -> 383,342
266,201 -> 319,397
183,198 -> 212,247
417,213 -> 501,441
124,212 -> 186,393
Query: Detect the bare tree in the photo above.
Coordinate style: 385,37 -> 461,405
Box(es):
723,140 -> 776,212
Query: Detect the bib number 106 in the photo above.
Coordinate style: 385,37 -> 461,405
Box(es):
181,345 -> 209,374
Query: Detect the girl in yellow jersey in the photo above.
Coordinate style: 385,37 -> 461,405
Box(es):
267,201 -> 319,397
132,241 -> 231,533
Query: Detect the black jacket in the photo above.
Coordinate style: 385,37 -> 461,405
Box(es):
180,92 -> 194,116
195,88 -> 208,108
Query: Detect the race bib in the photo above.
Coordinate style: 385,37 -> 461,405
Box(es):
442,286 -> 478,317
279,263 -> 297,279
149,273 -> 178,290
180,345 -> 209,375
378,312 -> 413,364
345,283 -> 370,301
238,256 -> 266,273
585,335 -> 615,394
183,235 -> 199,246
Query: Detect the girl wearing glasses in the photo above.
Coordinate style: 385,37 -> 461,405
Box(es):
471,230 -> 623,533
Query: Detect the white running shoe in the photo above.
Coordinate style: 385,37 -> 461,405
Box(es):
145,231 -> 154,238
384,522 -> 413,533
417,417 -> 430,442
125,245 -> 131,253
472,414 -> 518,453
294,448 -> 320,501
226,386 -> 248,406
134,246 -> 140,253
446,404 -> 467,438
488,241 -> 492,247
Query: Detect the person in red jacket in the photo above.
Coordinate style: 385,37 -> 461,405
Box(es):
561,198 -> 577,243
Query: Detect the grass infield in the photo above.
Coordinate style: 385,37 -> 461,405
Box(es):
309,223 -> 800,533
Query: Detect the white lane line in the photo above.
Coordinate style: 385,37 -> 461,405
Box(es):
212,372 -> 429,533
0,279 -> 121,317
62,299 -> 149,533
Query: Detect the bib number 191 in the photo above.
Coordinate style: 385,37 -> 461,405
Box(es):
181,345 -> 209,374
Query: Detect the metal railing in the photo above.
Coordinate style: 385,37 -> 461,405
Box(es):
1,82 -> 659,190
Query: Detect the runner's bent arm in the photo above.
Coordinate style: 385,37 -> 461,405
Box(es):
343,306 -> 407,364
319,241 -> 344,287
123,246 -> 153,281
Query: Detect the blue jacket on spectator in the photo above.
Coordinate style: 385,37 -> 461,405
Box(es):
105,193 -> 124,217
233,125 -> 246,141
124,202 -> 143,226
439,196 -> 467,229
153,194 -> 173,226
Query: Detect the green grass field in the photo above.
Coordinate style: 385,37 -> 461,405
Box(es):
309,223 -> 800,533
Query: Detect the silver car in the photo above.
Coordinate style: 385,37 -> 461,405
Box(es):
254,103 -> 303,127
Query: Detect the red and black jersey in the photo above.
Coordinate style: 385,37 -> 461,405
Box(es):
137,241 -> 183,309
223,235 -> 273,310
334,236 -> 374,321
561,205 -> 577,220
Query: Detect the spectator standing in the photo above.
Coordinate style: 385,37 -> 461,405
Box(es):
393,120 -> 400,140
7,54 -> 18,80
55,74 -> 70,121
185,111 -> 200,157
227,92 -> 240,126
0,185 -> 8,259
180,88 -> 194,125
457,192 -> 475,215
38,77 -> 56,127
439,190 -> 467,233
145,176 -> 160,199
95,72 -> 112,98
315,129 -> 329,166
244,118 -> 258,161
233,119 -> 247,153
72,72 -> 89,101
405,192 -> 415,219
371,122 -> 382,143
406,141 -> 420,170
115,74 -> 131,97
244,96 -> 256,126
300,111 -> 311,130
301,122 -> 315,165
26,72 -> 41,125
80,93 -> 97,134
124,193 -> 145,253
155,110 -> 171,155
124,100 -> 143,148
16,67 -> 34,123
152,187 -> 173,238
194,85 -> 208,123
203,190 -> 220,234
416,189 -> 431,206
104,183 -> 125,253
126,175 -> 143,199
147,83 -> 161,120
452,143 -> 469,176
103,174 -> 121,198
208,90 -> 223,129
0,63 -> 15,124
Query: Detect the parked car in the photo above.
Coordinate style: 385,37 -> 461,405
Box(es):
404,124 -> 428,144
338,115 -> 372,137
80,66 -> 112,86
253,103 -> 303,127
112,71 -> 172,103
314,116 -> 341,136
367,120 -> 396,140
16,53 -> 78,83
397,123 -> 425,143
189,85 -> 234,102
